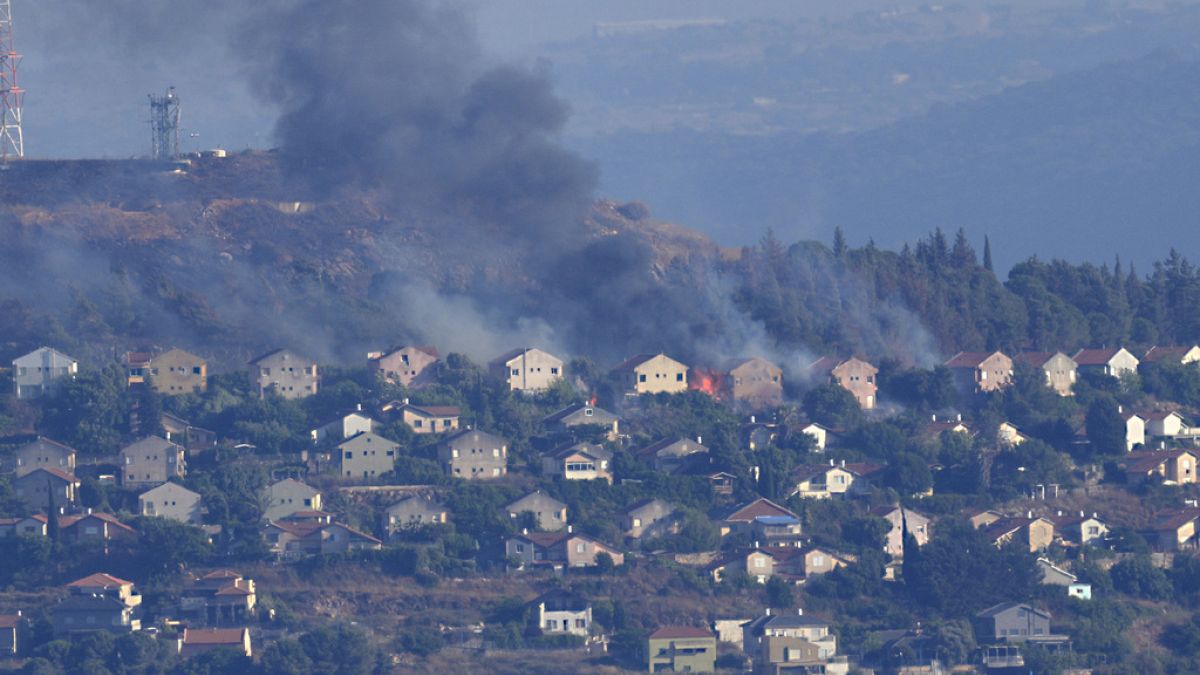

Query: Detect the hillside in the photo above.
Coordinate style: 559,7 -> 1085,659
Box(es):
0,153 -> 719,367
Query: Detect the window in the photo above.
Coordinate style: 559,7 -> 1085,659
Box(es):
516,544 -> 525,553
639,374 -> 646,383
576,542 -> 586,553
632,518 -> 642,528
344,452 -> 352,459
511,368 -> 520,376
551,367 -> 559,375
575,619 -> 586,628
584,408 -> 593,416
812,555 -> 825,567
676,373 -> 684,382
451,449 -> 459,458
493,449 -> 500,458
413,419 -> 423,428
753,557 -> 765,568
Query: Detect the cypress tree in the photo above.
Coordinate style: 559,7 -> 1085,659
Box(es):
983,235 -> 994,272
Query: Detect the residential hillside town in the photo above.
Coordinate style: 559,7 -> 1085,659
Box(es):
3,328 -> 1200,673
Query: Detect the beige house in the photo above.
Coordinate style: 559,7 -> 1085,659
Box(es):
541,442 -> 613,483
506,491 -> 568,532
636,437 -> 709,473
385,496 -> 448,533
622,499 -> 676,539
368,345 -> 439,387
709,548 -> 776,584
809,356 -> 879,409
144,348 -> 208,395
945,351 -> 1013,393
310,410 -> 375,444
997,422 -> 1029,447
263,521 -> 382,559
336,432 -> 399,479
438,429 -> 508,480
179,628 -> 252,658
981,516 -> 1055,552
1143,410 -> 1191,438
14,437 -> 76,477
488,347 -> 564,392
1121,410 -> 1147,451
725,357 -> 784,409
1149,508 -> 1200,551
264,479 -> 322,521
397,403 -> 461,434
1143,345 -> 1200,366
542,402 -> 620,441
1050,512 -> 1109,546
647,627 -> 717,674
789,462 -> 883,499
869,506 -> 931,557
119,437 -> 186,488
505,530 -> 625,570
138,482 -> 202,524
1121,449 -> 1198,485
1074,347 -> 1139,379
612,353 -> 688,395
250,349 -> 318,399
13,468 -> 79,512
1015,351 -> 1078,396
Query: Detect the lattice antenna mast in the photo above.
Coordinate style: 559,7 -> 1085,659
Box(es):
0,0 -> 25,160
148,87 -> 181,160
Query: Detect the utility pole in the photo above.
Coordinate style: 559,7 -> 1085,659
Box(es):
0,0 -> 25,160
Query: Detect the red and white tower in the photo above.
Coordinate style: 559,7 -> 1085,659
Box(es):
0,0 -> 24,160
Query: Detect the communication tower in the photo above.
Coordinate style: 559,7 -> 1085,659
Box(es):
148,87 -> 181,160
0,0 -> 25,160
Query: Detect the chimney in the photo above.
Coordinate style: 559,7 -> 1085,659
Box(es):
765,608 -> 771,616
86,507 -> 93,515
402,397 -> 410,405
1056,510 -> 1062,517
356,403 -> 362,412
750,415 -> 756,424
931,413 -> 936,421
1118,404 -> 1124,414
1027,510 -> 1032,518
567,525 -> 573,533
1080,510 -> 1085,518
956,413 -> 962,422
829,459 -> 835,466
1093,512 -> 1098,518
754,541 -> 760,549
697,436 -> 703,445
522,528 -> 528,535
797,608 -> 803,616
841,459 -> 846,467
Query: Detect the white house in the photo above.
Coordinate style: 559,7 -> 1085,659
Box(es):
139,482 -> 203,524
12,347 -> 78,400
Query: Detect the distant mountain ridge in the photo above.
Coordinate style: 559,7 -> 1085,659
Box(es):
573,52 -> 1200,271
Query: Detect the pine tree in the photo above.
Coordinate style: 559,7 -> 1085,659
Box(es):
832,227 -> 847,258
983,236 -> 993,272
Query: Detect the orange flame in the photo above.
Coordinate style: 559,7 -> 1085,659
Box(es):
689,368 -> 723,398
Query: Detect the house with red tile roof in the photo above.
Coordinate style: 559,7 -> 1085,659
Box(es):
719,498 -> 799,536
179,627 -> 252,658
1143,345 -> 1200,366
808,356 -> 879,409
648,626 -> 716,673
13,467 -> 79,513
504,528 -> 624,570
397,403 -> 461,435
1119,449 -> 1198,485
945,351 -> 1013,393
1073,347 -> 1139,379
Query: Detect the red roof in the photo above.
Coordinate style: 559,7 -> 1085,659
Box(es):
844,462 -> 885,477
60,513 -> 138,534
1073,348 -> 1125,365
67,572 -> 133,588
403,404 -> 461,417
0,615 -> 21,629
182,628 -> 247,645
1143,345 -> 1197,363
723,498 -> 797,523
21,466 -> 78,483
649,626 -> 713,640
201,569 -> 242,580
1013,351 -> 1055,367
215,581 -> 254,596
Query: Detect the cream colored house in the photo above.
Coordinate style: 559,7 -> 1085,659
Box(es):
139,482 -> 203,524
119,437 -> 186,488
612,353 -> 689,395
789,462 -> 883,499
997,422 -> 1029,447
869,506 -> 931,557
310,411 -> 375,444
982,516 -> 1055,553
146,348 -> 208,395
945,351 -> 1013,393
488,348 -> 564,392
368,345 -> 439,387
337,433 -> 399,479
725,357 -> 783,409
1121,449 -> 1198,485
1015,351 -> 1077,396
809,356 -> 879,409
250,349 -> 318,399
397,403 -> 461,434
265,479 -> 322,521
14,437 -> 76,477
1122,410 -> 1146,451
